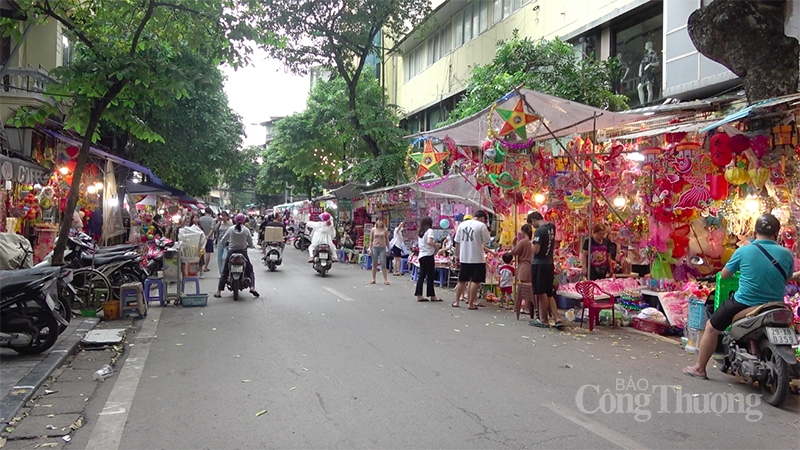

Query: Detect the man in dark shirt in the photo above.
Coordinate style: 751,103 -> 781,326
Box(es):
582,224 -> 617,280
528,212 -> 564,328
262,215 -> 287,252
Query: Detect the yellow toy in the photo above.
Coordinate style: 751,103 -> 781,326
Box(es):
499,218 -> 514,248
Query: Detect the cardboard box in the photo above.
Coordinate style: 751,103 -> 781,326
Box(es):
263,227 -> 284,243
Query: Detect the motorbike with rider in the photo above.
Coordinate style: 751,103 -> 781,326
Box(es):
214,213 -> 260,299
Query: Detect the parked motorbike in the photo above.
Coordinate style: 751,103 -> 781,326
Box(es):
293,224 -> 310,251
312,243 -> 333,277
11,242 -> 74,334
225,251 -> 252,301
0,267 -> 69,354
262,242 -> 283,272
145,237 -> 175,277
698,271 -> 800,407
61,236 -> 147,290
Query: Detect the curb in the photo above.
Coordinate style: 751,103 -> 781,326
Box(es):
0,317 -> 99,423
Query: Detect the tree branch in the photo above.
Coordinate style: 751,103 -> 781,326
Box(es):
130,0 -> 156,57
152,1 -> 203,16
38,0 -> 96,54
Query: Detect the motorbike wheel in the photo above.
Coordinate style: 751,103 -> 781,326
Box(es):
54,293 -> 72,334
320,269 -> 327,277
12,311 -> 59,355
231,279 -> 240,301
268,262 -> 276,272
758,340 -> 790,407
111,267 -> 145,299
70,268 -> 113,313
293,239 -> 300,250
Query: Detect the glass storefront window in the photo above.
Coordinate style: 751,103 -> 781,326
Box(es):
613,8 -> 663,107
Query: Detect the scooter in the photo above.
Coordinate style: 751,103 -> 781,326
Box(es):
0,267 -> 69,354
312,243 -> 333,277
12,242 -> 74,334
225,251 -> 252,301
145,237 -> 175,277
698,271 -> 800,407
262,242 -> 283,272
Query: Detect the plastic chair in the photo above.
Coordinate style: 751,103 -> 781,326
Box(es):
575,281 -> 616,332
144,278 -> 165,306
359,254 -> 370,270
181,277 -> 201,295
434,268 -> 449,287
399,257 -> 409,275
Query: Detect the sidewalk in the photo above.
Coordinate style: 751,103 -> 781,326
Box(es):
0,318 -> 99,424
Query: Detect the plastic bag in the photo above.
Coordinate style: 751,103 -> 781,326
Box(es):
178,225 -> 204,259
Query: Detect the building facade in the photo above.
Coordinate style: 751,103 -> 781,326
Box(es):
384,0 -> 800,134
1,2 -> 67,157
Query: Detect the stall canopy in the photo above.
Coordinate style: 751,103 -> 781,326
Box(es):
41,128 -> 165,185
125,180 -> 172,196
700,92 -> 800,133
407,88 -> 649,146
363,176 -> 494,213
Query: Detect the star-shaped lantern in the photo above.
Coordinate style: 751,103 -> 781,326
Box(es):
410,140 -> 449,179
496,99 -> 538,140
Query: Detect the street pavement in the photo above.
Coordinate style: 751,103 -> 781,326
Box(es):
12,246 -> 799,449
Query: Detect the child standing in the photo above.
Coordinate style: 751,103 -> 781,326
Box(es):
498,253 -> 515,310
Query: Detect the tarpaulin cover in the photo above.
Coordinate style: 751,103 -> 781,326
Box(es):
0,232 -> 32,269
415,174 -> 493,213
407,88 -> 648,146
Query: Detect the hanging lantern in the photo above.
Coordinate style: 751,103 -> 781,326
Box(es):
728,134 -> 750,154
750,135 -> 770,159
709,174 -> 729,200
748,166 -> 769,188
709,133 -> 732,167
641,147 -> 662,171
724,166 -> 749,185
675,142 -> 701,159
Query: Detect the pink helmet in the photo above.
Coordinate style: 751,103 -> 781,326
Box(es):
320,212 -> 331,221
235,213 -> 246,224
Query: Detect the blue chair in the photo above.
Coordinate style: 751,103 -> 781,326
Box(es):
359,254 -> 371,270
144,278 -> 165,306
435,268 -> 450,287
410,264 -> 419,282
399,257 -> 409,275
181,277 -> 201,295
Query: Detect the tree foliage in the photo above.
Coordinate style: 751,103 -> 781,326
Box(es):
444,32 -> 628,125
3,0 -> 269,262
101,52 -> 245,196
254,0 -> 430,157
261,71 -> 407,196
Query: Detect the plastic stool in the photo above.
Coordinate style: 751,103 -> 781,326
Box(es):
411,264 -> 418,282
337,249 -> 346,262
181,277 -> 201,295
399,257 -> 409,275
359,254 -> 370,270
144,278 -> 165,306
435,268 -> 449,287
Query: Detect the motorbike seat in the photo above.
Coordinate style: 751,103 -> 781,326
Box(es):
732,302 -> 789,323
81,252 -> 138,265
96,244 -> 138,253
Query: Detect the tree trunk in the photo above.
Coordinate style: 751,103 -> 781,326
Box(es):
346,82 -> 381,157
52,108 -> 103,263
688,0 -> 799,104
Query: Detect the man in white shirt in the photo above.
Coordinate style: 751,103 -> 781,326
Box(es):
452,210 -> 492,310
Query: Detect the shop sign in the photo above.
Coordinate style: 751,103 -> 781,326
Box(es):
0,154 -> 52,185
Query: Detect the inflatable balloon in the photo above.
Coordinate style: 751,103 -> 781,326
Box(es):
65,146 -> 80,158
439,218 -> 450,229
750,135 -> 770,159
728,134 -> 750,154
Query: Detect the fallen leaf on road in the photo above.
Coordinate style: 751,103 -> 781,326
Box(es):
175,343 -> 183,346
673,386 -> 681,390
233,355 -> 241,358
630,356 -> 636,359
565,364 -> 573,369
454,329 -> 460,332
242,380 -> 251,383
378,364 -> 383,367
46,425 -> 57,430
321,313 -> 325,316
212,328 -> 216,331
552,344 -> 557,347
181,333 -> 186,336
62,435 -> 71,442
289,387 -> 296,391
150,376 -> 157,379
497,324 -> 505,327
255,410 -> 267,417
624,349 -> 631,352
4,427 -> 13,433
46,414 -> 54,418
41,443 -> 58,448
302,368 -> 308,371
521,336 -> 529,339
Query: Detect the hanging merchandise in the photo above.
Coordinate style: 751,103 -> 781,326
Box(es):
410,140 -> 449,180
709,133 -> 732,167
495,98 -> 540,140
489,172 -> 520,190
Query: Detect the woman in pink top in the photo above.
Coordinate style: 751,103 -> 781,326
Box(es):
511,224 -> 534,320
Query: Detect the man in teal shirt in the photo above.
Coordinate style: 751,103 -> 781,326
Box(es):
684,214 -> 798,380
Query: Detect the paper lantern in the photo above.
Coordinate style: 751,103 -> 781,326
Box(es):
724,166 -> 749,185
728,134 -> 750,154
709,174 -> 729,201
65,146 -> 80,158
748,167 -> 769,188
709,134 -> 732,167
750,135 -> 770,159
65,160 -> 77,172
439,218 -> 450,229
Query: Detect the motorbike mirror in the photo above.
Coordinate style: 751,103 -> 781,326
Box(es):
689,256 -> 705,266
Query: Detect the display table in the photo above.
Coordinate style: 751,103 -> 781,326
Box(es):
639,290 -> 676,323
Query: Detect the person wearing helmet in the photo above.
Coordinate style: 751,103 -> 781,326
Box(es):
214,213 -> 259,298
306,212 -> 338,263
684,213 -> 795,380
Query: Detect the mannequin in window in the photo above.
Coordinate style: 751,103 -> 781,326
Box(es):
637,41 -> 659,104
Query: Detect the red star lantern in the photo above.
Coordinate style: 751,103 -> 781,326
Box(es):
410,140 -> 449,179
496,99 -> 539,140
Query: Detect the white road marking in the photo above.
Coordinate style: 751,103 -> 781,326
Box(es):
84,307 -> 161,450
323,287 -> 354,302
545,403 -> 648,450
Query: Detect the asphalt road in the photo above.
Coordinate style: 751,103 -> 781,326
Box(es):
70,247 -> 799,449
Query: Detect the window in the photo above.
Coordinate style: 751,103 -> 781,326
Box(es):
454,1 -> 488,48
404,45 -> 426,81
493,0 -> 531,24
612,7 -> 663,106
60,35 -> 74,66
427,24 -> 451,66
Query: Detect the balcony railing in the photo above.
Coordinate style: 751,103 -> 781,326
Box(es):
1,66 -> 58,98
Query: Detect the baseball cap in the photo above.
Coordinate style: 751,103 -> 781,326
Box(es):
463,214 -> 473,220
454,213 -> 465,222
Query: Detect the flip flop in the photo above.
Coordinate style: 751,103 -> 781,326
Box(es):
683,367 -> 709,380
417,298 -> 429,302
451,302 -> 460,308
430,298 -> 443,302
554,321 -> 566,330
529,319 -> 550,328
369,280 -> 376,284
384,281 -> 390,285
468,306 -> 479,310
213,293 -> 221,298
